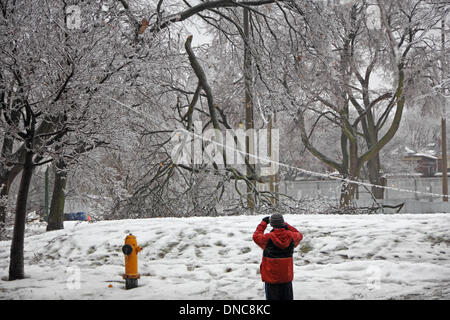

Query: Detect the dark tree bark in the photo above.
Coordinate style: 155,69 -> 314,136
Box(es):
0,106 -> 21,229
46,160 -> 67,231
367,154 -> 384,199
243,7 -> 255,209
0,115 -> 64,228
8,148 -> 33,280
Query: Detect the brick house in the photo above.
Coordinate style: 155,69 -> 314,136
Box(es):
402,150 -> 438,177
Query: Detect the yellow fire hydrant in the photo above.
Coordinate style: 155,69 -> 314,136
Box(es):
122,233 -> 142,289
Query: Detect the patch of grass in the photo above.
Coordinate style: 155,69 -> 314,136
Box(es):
30,253 -> 44,264
194,243 -> 211,248
99,254 -> 111,263
195,247 -> 202,258
218,248 -> 230,256
158,241 -> 179,258
239,247 -> 251,254
317,232 -> 331,237
214,240 -> 226,247
194,228 -> 207,235
140,241 -> 151,249
177,243 -> 189,253
426,235 -> 450,246
187,265 -> 196,272
299,242 -> 313,255
45,254 -> 57,260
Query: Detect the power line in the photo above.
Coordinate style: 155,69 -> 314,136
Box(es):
177,128 -> 448,199
109,95 -> 449,200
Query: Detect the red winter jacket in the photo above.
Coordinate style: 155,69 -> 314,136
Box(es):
253,221 -> 303,284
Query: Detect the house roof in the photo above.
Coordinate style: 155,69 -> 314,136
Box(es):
411,153 -> 437,160
402,146 -> 438,160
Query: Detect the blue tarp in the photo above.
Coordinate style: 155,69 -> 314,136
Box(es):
64,212 -> 88,221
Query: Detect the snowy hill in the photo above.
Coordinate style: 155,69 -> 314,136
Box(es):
1,214 -> 450,300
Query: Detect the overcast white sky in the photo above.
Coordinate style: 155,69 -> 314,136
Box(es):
184,14 -> 212,47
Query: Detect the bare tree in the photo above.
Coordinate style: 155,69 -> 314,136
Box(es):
246,0 -> 443,206
0,0 -> 138,279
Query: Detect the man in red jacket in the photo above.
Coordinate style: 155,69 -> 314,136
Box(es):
253,213 -> 303,300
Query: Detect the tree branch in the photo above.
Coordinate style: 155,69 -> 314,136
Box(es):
148,0 -> 286,33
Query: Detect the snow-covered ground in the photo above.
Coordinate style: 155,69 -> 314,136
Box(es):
1,214 -> 449,300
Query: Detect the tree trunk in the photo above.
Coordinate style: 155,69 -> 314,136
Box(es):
0,133 -> 14,230
8,149 -> 33,281
0,182 -> 8,227
368,153 -> 384,199
442,117 -> 448,201
441,16 -> 448,202
243,7 -> 255,210
268,113 -> 279,206
340,139 -> 359,208
46,160 -> 67,231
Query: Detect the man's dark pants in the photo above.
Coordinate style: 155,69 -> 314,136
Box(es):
264,282 -> 293,300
